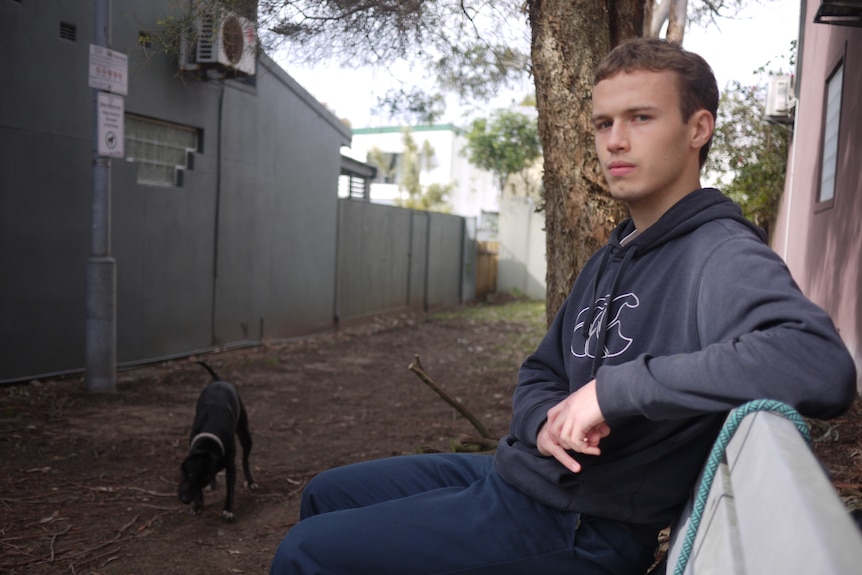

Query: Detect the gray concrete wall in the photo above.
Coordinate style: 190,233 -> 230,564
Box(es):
211,60 -> 346,346
1,1 -> 98,379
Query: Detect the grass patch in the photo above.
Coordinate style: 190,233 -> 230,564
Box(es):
433,296 -> 548,364
433,296 -> 546,331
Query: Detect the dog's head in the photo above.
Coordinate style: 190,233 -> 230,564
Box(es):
177,451 -> 219,505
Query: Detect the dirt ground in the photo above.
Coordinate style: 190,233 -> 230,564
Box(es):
2,296 -> 861,575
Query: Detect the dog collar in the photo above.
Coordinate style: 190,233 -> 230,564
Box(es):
189,432 -> 225,456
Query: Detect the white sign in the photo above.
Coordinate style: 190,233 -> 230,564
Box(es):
97,92 -> 124,158
89,45 -> 128,95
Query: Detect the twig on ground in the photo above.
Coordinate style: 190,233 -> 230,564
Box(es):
117,515 -> 139,534
138,511 -> 173,531
139,504 -> 179,510
408,354 -> 495,440
49,528 -> 62,562
79,485 -> 175,498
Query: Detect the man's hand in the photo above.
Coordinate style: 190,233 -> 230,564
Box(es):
536,380 -> 610,473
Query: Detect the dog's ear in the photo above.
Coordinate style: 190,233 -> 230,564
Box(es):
180,457 -> 198,482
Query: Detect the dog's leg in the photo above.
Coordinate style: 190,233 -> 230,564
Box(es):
222,460 -> 237,522
236,404 -> 259,490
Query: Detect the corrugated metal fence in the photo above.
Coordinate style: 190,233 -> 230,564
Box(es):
335,200 -> 473,323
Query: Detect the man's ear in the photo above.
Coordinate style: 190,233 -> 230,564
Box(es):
690,109 -> 715,150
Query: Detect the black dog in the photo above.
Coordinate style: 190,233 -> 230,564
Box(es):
178,361 -> 258,521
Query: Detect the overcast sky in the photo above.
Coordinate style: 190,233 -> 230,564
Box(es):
274,0 -> 801,129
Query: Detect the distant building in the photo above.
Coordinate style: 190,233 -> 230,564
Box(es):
342,125 -> 499,238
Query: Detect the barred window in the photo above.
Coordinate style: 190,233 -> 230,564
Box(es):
125,114 -> 199,187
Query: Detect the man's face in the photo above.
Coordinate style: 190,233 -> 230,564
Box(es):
592,70 -> 705,226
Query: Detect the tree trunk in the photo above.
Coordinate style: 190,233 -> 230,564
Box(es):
528,0 -> 644,326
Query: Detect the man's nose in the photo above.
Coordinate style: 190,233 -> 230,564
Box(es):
606,123 -> 629,151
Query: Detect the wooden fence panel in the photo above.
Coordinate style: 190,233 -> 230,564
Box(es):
476,241 -> 499,299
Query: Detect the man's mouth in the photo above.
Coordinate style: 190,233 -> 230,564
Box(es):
607,162 -> 635,177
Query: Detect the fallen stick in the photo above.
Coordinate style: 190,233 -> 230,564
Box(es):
408,354 -> 495,440
48,525 -> 71,562
117,515 -> 139,535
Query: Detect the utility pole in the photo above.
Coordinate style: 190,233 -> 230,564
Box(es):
85,0 -> 118,392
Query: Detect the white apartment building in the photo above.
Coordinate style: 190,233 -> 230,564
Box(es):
341,125 -> 499,234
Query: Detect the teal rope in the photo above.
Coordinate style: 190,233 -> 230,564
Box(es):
671,399 -> 811,575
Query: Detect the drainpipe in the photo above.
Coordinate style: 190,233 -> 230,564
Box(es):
210,81 -> 226,345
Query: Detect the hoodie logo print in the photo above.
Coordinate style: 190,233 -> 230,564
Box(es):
572,293 -> 640,359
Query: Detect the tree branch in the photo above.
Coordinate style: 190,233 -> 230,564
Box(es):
408,354 -> 494,439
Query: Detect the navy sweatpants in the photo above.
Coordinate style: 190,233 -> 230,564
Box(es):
269,453 -> 657,574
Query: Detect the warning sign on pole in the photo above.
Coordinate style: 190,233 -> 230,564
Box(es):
89,45 -> 128,95
97,92 -> 124,158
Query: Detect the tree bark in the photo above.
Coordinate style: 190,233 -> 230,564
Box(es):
528,0 -> 643,326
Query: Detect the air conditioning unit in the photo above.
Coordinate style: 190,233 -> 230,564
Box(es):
765,74 -> 796,123
194,9 -> 257,76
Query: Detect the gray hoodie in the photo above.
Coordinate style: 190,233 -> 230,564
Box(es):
495,188 -> 857,527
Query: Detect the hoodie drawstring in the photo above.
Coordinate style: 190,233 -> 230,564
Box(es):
580,249 -> 613,339
589,246 -> 638,378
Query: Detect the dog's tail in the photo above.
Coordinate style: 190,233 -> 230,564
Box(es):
196,361 -> 220,381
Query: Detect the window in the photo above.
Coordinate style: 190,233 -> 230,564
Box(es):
125,115 -> 199,187
368,151 -> 402,184
819,63 -> 843,204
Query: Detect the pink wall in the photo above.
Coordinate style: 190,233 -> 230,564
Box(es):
773,1 -> 862,391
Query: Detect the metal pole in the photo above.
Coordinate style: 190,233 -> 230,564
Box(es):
85,0 -> 116,392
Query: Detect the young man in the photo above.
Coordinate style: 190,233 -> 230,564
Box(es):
270,38 -> 857,575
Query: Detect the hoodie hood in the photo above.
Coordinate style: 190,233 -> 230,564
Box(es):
609,188 -> 766,254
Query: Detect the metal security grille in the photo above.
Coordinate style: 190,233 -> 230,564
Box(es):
124,115 -> 199,187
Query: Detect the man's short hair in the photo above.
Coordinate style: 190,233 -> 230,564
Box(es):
594,38 -> 719,167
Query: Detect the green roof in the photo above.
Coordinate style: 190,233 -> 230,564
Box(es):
352,124 -> 464,136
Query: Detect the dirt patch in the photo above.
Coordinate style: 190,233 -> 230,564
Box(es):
1,297 -> 860,575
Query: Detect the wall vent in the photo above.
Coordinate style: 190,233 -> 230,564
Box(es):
59,22 -> 76,42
